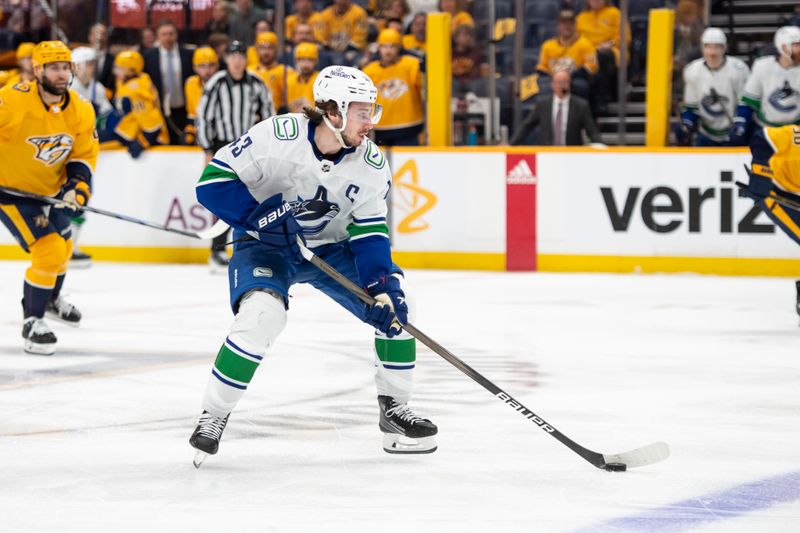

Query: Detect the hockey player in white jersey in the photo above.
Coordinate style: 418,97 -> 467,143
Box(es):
189,65 -> 437,466
731,26 -> 800,145
676,28 -> 749,146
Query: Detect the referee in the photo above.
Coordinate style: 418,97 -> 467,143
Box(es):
196,40 -> 274,271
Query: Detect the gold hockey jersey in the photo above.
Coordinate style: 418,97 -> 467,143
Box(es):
114,73 -> 168,145
362,55 -> 423,130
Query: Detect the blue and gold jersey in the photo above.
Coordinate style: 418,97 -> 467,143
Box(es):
0,81 -> 98,198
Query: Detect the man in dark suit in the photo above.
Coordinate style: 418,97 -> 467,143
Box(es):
510,69 -> 602,146
143,20 -> 194,144
90,23 -> 115,93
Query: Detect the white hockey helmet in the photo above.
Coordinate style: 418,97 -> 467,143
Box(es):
701,27 -> 727,48
774,26 -> 800,59
71,46 -> 97,65
313,65 -> 382,148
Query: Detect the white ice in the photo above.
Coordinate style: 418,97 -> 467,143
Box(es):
1,261 -> 799,532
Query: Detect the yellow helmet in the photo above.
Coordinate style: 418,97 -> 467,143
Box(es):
377,29 -> 402,46
114,50 -> 144,74
256,32 -> 278,46
193,46 -> 219,67
294,42 -> 319,62
32,41 -> 72,67
16,42 -> 35,60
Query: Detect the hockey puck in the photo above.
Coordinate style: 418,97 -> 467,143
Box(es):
603,462 -> 627,472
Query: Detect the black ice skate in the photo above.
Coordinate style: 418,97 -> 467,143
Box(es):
189,411 -> 230,468
22,317 -> 57,355
209,250 -> 230,274
69,249 -> 93,269
45,295 -> 82,327
378,396 -> 438,454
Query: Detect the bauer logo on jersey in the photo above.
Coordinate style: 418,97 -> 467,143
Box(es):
377,79 -> 408,100
768,82 -> 799,113
290,185 -> 341,235
27,134 -> 74,166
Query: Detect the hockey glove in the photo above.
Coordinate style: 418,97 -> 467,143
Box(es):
128,140 -> 145,159
57,179 -> 91,215
673,123 -> 692,146
245,193 -> 306,263
364,275 -> 408,338
729,117 -> 748,146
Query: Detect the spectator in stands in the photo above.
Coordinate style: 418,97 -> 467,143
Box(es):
90,23 -> 115,92
205,1 -> 233,41
286,43 -> 320,112
111,50 -> 169,159
363,28 -> 424,146
403,13 -> 427,56
252,31 -> 294,112
672,0 -> 704,96
286,0 -> 326,44
246,19 -> 273,68
452,25 -> 486,81
288,23 -> 336,69
376,0 -> 410,32
320,0 -> 370,52
5,42 -> 35,86
438,0 -> 473,32
229,0 -> 268,45
184,47 -> 220,146
675,28 -> 749,147
208,33 -> 231,67
509,69 -> 601,146
576,0 -> 629,114
537,10 -> 597,100
143,20 -> 194,144
140,27 -> 157,51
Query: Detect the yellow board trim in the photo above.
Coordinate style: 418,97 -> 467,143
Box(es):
392,251 -> 505,271
539,254 -> 800,277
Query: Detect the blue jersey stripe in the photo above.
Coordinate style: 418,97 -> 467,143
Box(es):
353,216 -> 387,224
226,337 -> 263,360
211,157 -> 233,170
212,369 -> 248,390
382,364 -> 415,370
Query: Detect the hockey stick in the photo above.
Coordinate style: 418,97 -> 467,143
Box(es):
0,185 -> 228,240
737,166 -> 800,213
298,241 -> 670,471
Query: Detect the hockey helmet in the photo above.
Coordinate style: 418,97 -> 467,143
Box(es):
774,26 -> 800,59
16,42 -> 35,60
294,42 -> 319,62
32,41 -> 72,68
255,32 -> 278,47
377,28 -> 402,46
312,65 -> 382,148
71,47 -> 98,65
701,27 -> 726,48
114,50 -> 145,74
193,46 -> 219,67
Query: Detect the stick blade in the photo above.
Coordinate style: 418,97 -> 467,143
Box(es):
196,219 -> 230,240
603,441 -> 670,469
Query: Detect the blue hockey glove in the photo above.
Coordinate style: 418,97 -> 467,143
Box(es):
245,193 -> 306,263
673,123 -> 691,146
729,117 -> 748,146
739,167 -> 774,203
364,275 -> 408,338
128,140 -> 144,159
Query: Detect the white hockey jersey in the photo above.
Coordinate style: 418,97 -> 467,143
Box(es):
197,113 -> 392,249
683,56 -> 749,140
741,55 -> 800,127
72,78 -> 113,117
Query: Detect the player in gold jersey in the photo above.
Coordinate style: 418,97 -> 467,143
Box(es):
743,125 -> 800,318
4,42 -> 36,87
184,47 -> 219,145
362,29 -> 424,146
0,41 -> 99,355
110,50 -> 168,159
251,32 -> 294,112
286,43 -> 320,112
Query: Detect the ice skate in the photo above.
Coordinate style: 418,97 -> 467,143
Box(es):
22,317 -> 57,355
45,295 -> 82,327
69,249 -> 93,269
189,411 -> 229,468
378,396 -> 438,454
209,250 -> 229,274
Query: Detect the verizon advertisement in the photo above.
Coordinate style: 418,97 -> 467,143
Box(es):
536,151 -> 798,259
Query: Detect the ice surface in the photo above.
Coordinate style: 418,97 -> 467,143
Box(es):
1,262 -> 799,532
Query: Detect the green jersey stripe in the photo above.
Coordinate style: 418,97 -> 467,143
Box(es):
213,344 -> 260,383
375,337 -> 415,363
347,223 -> 389,238
198,165 -> 238,185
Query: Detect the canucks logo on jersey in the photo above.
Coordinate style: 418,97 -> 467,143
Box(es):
701,90 -> 729,118
27,134 -> 74,166
290,185 -> 341,235
768,82 -> 799,113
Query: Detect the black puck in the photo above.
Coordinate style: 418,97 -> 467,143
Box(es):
603,462 -> 627,472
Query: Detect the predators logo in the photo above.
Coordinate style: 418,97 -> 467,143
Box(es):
377,79 -> 408,100
27,134 -> 74,166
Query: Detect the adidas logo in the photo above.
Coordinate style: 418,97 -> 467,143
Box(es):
506,160 -> 537,185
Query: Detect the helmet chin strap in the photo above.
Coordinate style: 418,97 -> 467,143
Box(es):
322,114 -> 351,149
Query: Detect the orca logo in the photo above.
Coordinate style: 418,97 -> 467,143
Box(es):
290,186 -> 341,235
253,267 -> 273,278
767,81 -> 798,113
27,134 -> 73,166
701,91 -> 729,117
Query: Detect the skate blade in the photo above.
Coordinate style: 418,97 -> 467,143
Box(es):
193,451 -> 208,469
68,259 -> 93,270
44,311 -> 81,328
24,340 -> 56,356
382,433 -> 437,454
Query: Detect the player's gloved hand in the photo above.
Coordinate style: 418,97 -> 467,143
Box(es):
364,274 -> 408,338
673,123 -> 691,146
729,117 -> 748,146
118,96 -> 133,116
245,193 -> 306,263
57,179 -> 91,215
739,167 -> 774,202
128,140 -> 145,159
183,124 -> 197,145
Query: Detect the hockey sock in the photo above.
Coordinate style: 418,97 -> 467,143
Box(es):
374,335 -> 415,404
22,234 -> 68,318
50,273 -> 66,301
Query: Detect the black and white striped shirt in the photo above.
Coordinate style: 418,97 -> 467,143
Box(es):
196,70 -> 274,150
